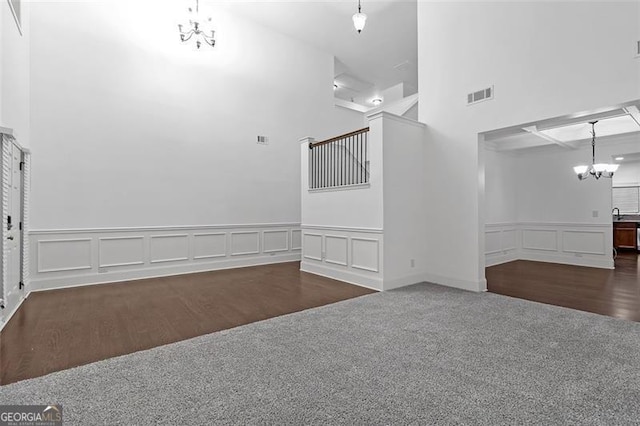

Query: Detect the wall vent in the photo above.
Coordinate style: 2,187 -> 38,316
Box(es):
636,40 -> 640,57
257,135 -> 269,145
467,86 -> 494,105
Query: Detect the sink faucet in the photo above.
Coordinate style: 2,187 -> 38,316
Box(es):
612,207 -> 621,220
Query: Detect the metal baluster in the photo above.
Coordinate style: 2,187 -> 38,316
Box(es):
364,132 -> 368,183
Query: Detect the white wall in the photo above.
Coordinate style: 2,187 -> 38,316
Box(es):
1,0 -> 30,145
484,135 -> 640,269
381,113 -> 426,289
26,0 -> 365,291
484,149 -> 518,225
28,0 -> 359,231
418,1 -> 640,290
614,160 -> 640,186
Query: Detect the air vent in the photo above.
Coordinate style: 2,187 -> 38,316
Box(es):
257,135 -> 269,145
637,40 -> 640,57
467,86 -> 494,106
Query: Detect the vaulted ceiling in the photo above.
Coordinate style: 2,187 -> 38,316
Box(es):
219,0 -> 418,106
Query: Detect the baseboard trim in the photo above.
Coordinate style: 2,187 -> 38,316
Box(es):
300,262 -> 383,291
485,252 -> 519,267
422,272 -> 486,292
519,252 -> 614,270
31,253 -> 302,292
0,291 -> 29,333
383,272 -> 427,291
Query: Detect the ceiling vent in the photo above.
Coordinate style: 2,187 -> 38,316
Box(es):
467,86 -> 494,106
257,135 -> 269,145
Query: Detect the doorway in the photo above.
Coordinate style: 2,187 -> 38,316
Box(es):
1,131 -> 29,324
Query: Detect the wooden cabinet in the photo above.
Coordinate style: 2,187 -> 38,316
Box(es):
613,222 -> 637,250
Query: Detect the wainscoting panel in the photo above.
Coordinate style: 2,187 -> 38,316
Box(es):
99,236 -> 144,268
300,226 -> 383,290
562,230 -> 606,255
302,233 -> 323,261
484,224 -> 519,267
150,234 -> 189,264
351,238 -> 380,272
230,232 -> 260,256
193,233 -> 226,260
37,239 -> 92,273
291,230 -> 302,250
263,230 -> 289,253
522,229 -> 558,252
29,224 -> 301,291
324,235 -> 348,266
485,222 -> 613,269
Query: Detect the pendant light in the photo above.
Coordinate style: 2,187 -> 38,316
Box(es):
573,121 -> 619,180
352,0 -> 367,34
178,0 -> 216,49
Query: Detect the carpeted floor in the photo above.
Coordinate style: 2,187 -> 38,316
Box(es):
2,283 -> 640,425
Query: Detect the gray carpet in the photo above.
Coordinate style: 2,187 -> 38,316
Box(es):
2,283 -> 640,425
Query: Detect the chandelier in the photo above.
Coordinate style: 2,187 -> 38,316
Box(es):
573,121 -> 619,180
352,0 -> 367,34
178,0 -> 216,49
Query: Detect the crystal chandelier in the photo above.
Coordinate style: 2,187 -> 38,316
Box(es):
352,0 -> 367,34
573,121 -> 619,180
178,0 -> 216,49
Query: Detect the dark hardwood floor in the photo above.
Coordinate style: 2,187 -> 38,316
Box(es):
487,251 -> 640,322
0,262 -> 375,385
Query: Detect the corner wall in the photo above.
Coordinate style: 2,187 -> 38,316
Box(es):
27,1 -> 362,291
418,1 -> 640,289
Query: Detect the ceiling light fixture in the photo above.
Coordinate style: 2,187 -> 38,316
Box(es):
573,121 -> 619,180
178,0 -> 216,49
615,156 -> 625,161
371,98 -> 383,106
352,0 -> 367,34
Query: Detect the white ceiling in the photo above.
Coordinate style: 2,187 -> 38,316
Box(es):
217,0 -> 418,107
484,103 -> 640,153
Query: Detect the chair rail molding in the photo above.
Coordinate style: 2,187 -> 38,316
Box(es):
484,221 -> 613,269
29,223 -> 302,291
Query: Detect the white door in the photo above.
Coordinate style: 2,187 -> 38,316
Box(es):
5,142 -> 23,311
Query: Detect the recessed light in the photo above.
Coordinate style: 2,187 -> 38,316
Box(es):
615,156 -> 624,161
372,98 -> 383,106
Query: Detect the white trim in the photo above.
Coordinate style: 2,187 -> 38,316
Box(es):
308,183 -> 370,193
350,237 -> 380,272
262,229 -> 289,253
366,111 -> 426,129
301,261 -> 382,291
149,234 -> 189,264
561,230 -> 607,255
520,252 -> 614,270
0,126 -> 14,136
302,232 -> 323,261
229,231 -> 260,256
37,238 -> 92,273
192,232 -> 227,260
31,254 -> 301,293
521,229 -> 558,252
290,229 -> 302,251
302,225 -> 383,234
423,272 -> 487,292
324,234 -> 348,266
7,0 -> 23,35
0,290 -> 30,333
383,273 -> 426,291
29,223 -> 300,235
98,236 -> 145,268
